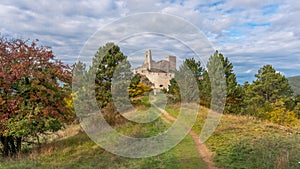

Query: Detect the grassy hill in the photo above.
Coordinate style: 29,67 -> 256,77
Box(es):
166,104 -> 300,169
1,101 -> 300,168
288,76 -> 300,94
0,98 -> 207,169
0,125 -> 207,169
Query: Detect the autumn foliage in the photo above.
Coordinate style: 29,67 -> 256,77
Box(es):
0,37 -> 72,157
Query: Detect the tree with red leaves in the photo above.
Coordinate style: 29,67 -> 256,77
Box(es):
0,36 -> 72,157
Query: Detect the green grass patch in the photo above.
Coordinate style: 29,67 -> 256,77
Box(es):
0,126 -> 206,169
1,98 -> 207,168
165,104 -> 300,169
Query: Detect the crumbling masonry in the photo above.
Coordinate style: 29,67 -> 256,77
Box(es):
132,50 -> 176,91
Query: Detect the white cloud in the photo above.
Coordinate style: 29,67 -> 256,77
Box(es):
0,0 -> 299,83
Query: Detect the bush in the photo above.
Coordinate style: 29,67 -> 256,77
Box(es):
293,102 -> 300,118
265,100 -> 298,126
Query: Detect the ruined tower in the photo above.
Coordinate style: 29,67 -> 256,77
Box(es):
166,56 -> 176,72
143,49 -> 152,70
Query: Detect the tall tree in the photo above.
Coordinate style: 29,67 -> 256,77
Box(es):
242,65 -> 293,117
200,70 -> 211,107
0,37 -> 72,157
206,51 -> 242,114
91,43 -> 132,112
206,51 -> 227,113
183,58 -> 204,87
175,61 -> 200,103
166,58 -> 204,103
254,65 -> 292,103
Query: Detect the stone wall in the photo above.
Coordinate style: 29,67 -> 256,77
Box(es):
151,60 -> 170,72
142,71 -> 174,89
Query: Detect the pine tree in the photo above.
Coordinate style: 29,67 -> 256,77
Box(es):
91,43 -> 132,111
242,65 -> 293,118
200,70 -> 211,107
206,51 -> 242,114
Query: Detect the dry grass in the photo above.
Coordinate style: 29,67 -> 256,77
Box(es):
165,104 -> 300,169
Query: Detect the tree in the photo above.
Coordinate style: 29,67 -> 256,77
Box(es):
206,51 -> 227,113
206,51 -> 242,114
166,58 -> 203,103
166,78 -> 181,103
183,58 -> 204,87
71,61 -> 90,119
177,58 -> 203,103
253,65 -> 292,103
200,70 -> 211,107
0,37 -> 72,157
91,42 -> 132,112
242,65 -> 293,118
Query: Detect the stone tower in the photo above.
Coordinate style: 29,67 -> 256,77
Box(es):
167,56 -> 176,72
143,49 -> 152,70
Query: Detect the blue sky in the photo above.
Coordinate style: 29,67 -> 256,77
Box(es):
0,0 -> 300,83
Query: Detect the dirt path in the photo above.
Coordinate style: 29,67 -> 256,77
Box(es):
151,101 -> 218,169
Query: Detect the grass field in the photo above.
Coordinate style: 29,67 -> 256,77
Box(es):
0,125 -> 207,169
2,97 -> 300,168
166,104 -> 300,169
0,96 -> 207,169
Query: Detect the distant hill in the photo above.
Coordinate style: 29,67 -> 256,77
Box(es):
288,76 -> 300,94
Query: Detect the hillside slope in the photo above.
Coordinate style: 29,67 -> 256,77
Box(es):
2,102 -> 300,168
166,105 -> 300,169
288,76 -> 300,94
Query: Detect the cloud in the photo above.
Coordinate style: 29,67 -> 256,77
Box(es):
0,0 -> 125,63
0,0 -> 299,83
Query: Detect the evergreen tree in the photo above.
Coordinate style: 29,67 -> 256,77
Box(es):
166,58 -> 203,103
206,51 -> 227,113
183,58 -> 204,88
206,51 -> 242,114
254,65 -> 292,103
91,43 -> 132,111
175,61 -> 200,103
200,70 -> 211,107
242,65 -> 293,118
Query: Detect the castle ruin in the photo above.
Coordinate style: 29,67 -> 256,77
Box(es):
132,50 -> 176,91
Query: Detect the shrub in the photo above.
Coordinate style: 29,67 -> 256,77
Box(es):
265,100 -> 298,126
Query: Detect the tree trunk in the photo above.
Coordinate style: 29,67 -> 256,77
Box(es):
0,136 -> 9,157
0,135 -> 20,157
16,137 -> 22,153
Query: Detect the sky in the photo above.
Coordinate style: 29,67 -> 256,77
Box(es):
0,0 -> 300,83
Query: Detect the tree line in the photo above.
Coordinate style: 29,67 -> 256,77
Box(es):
166,51 -> 300,126
0,38 -> 299,157
85,42 -> 300,127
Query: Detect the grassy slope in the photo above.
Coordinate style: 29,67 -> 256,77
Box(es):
166,104 -> 300,169
0,128 -> 206,169
288,76 -> 300,94
4,95 -> 300,168
0,98 -> 207,169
